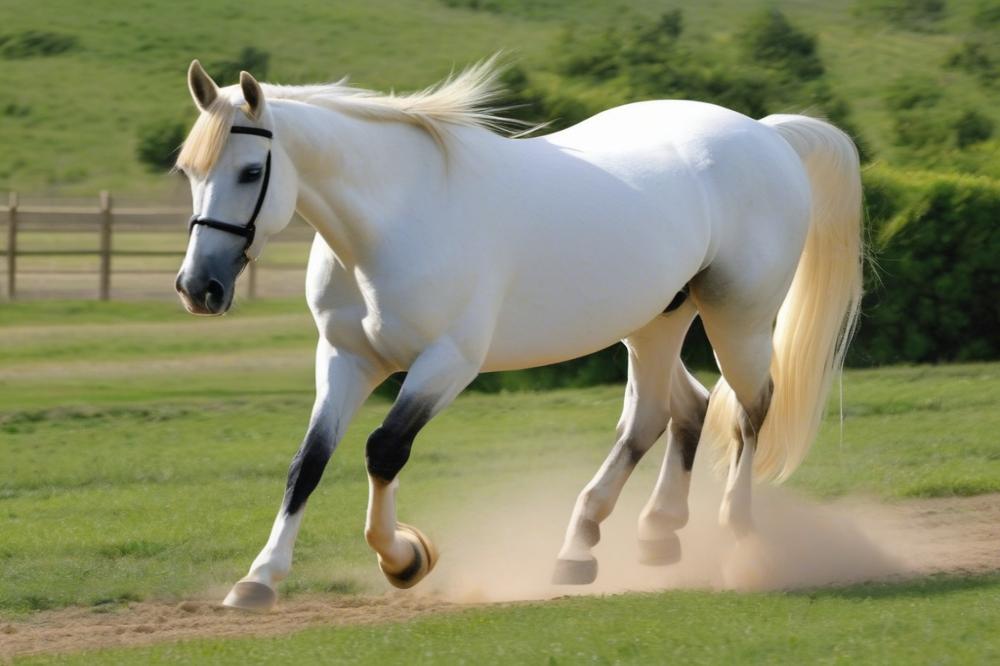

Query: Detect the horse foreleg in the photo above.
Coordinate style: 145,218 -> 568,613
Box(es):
222,341 -> 381,611
364,337 -> 480,589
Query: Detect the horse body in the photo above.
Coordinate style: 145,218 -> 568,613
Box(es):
304,99 -> 808,373
173,60 -> 862,609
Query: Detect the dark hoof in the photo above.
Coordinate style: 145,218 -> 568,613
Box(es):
638,532 -> 681,566
552,557 -> 598,585
221,579 -> 277,612
380,522 -> 438,590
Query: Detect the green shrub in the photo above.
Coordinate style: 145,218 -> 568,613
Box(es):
0,31 -> 78,59
2,101 -> 31,118
954,110 -> 994,147
136,120 -> 187,172
547,8 -> 868,148
945,40 -> 997,86
855,0 -> 948,31
885,75 -> 943,111
439,0 -> 499,10
738,9 -> 824,80
884,76 -> 953,149
973,0 -> 1000,24
210,47 -> 270,84
497,65 -> 593,131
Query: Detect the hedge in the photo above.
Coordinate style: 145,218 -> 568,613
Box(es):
853,167 -> 999,364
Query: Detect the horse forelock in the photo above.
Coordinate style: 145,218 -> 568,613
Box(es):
176,95 -> 237,176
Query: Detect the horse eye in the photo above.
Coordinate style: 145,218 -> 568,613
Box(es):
238,165 -> 263,184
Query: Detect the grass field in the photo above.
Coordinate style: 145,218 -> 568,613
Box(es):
1,0 -> 998,193
1,300 -> 999,662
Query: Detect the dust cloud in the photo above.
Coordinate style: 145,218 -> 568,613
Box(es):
418,455 -> 914,603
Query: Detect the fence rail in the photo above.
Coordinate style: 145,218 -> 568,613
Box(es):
1,191 -> 314,301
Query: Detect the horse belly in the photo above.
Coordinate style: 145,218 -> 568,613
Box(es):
481,215 -> 699,372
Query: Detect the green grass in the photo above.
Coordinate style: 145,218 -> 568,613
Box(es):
2,301 -> 998,662
1,0 -> 998,193
17,575 -> 1000,664
0,297 -> 308,327
2,300 -> 998,617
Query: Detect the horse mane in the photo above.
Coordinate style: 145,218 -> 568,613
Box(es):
176,56 -> 518,175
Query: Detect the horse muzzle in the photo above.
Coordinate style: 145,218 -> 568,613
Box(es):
175,269 -> 236,315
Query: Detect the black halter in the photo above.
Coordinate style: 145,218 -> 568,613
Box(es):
188,126 -> 273,253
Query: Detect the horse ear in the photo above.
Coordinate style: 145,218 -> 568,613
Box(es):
188,59 -> 219,112
240,71 -> 266,120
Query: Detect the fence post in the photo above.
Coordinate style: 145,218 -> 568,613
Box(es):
6,191 -> 17,300
247,259 -> 258,299
98,190 -> 112,301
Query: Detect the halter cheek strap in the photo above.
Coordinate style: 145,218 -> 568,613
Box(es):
188,126 -> 273,253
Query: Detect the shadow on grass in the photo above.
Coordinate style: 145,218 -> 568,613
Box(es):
793,572 -> 1000,601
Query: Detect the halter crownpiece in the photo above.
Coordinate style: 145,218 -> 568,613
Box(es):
188,126 -> 273,254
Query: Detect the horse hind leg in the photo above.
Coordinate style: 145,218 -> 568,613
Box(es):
694,285 -> 778,538
553,303 -> 696,585
718,375 -> 772,537
636,362 -> 709,564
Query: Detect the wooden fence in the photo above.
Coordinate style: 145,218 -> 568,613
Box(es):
1,191 -> 314,301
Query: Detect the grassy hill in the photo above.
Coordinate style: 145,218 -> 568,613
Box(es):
1,0 -> 998,194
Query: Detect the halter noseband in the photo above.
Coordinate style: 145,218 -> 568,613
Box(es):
188,126 -> 273,253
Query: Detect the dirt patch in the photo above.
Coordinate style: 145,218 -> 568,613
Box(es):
0,595 -> 456,660
2,490 -> 997,660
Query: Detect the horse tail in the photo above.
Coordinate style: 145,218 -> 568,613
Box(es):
706,115 -> 864,482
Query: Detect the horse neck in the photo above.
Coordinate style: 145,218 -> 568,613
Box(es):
272,101 -> 446,265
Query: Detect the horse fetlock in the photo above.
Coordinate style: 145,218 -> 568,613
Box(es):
639,504 -> 689,536
249,550 -> 291,583
575,516 -> 601,548
638,532 -> 682,566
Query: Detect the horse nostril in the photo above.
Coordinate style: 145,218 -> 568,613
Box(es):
175,273 -> 185,295
204,278 -> 226,312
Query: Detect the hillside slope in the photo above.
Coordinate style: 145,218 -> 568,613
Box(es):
0,0 -> 997,194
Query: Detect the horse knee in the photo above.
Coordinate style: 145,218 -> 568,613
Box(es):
365,426 -> 414,483
283,426 -> 334,515
365,398 -> 432,483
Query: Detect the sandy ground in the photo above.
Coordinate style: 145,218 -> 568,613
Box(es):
2,486 -> 998,660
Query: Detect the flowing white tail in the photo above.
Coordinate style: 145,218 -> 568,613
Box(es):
704,114 -> 865,482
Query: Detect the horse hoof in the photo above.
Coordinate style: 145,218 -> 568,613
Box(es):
379,522 -> 438,589
638,533 -> 681,566
221,579 -> 277,612
551,557 -> 598,585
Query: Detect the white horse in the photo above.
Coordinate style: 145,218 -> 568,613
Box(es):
174,58 -> 862,610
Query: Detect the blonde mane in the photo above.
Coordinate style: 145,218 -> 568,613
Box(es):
176,57 -> 517,175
